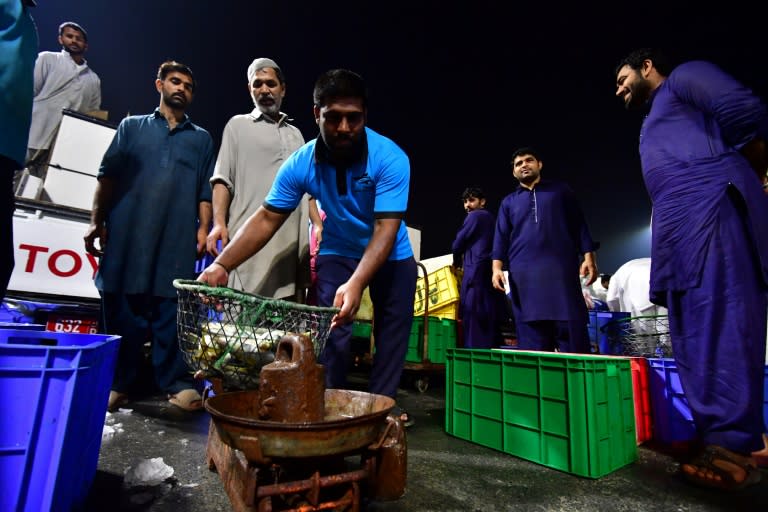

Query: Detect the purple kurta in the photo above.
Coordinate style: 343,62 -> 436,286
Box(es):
492,179 -> 597,350
641,61 -> 768,300
639,60 -> 768,452
452,208 -> 505,348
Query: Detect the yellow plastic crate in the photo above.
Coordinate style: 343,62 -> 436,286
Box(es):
354,286 -> 373,321
414,266 -> 459,317
424,300 -> 459,320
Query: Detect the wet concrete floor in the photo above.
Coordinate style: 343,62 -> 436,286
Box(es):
86,370 -> 768,511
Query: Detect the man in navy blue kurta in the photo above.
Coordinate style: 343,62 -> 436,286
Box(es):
452,187 -> 506,348
84,61 -> 214,412
492,147 -> 598,353
616,48 -> 768,489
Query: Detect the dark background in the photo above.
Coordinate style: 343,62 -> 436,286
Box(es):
31,2 -> 768,273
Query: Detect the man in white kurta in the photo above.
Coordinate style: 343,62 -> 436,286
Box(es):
27,22 -> 101,174
606,258 -> 666,318
207,58 -> 307,299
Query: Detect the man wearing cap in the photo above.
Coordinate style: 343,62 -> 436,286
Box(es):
23,21 -> 101,183
207,57 -> 308,299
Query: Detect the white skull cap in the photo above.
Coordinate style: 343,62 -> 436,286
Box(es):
247,58 -> 281,83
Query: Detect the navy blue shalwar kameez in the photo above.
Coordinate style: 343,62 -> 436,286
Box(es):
492,179 -> 597,353
95,110 -> 215,394
452,208 -> 506,348
640,61 -> 768,453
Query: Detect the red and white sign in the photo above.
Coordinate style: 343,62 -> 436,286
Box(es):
9,209 -> 100,299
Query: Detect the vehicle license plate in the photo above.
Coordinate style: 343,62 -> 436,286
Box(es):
46,314 -> 99,334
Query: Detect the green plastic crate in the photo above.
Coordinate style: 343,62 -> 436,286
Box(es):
405,316 -> 457,364
351,321 -> 372,339
405,318 -> 421,363
445,348 -> 637,478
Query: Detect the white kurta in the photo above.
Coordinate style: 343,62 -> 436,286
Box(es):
606,258 -> 667,318
211,109 -> 307,298
28,50 -> 101,151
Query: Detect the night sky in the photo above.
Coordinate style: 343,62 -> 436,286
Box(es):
31,2 -> 768,273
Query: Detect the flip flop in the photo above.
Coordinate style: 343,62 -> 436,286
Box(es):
681,444 -> 762,492
107,391 -> 130,412
751,433 -> 768,468
168,388 -> 203,412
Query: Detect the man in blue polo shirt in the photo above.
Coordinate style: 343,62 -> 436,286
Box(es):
85,60 -> 215,412
199,69 -> 417,426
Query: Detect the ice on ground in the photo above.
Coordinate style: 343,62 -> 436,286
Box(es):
124,457 -> 175,487
102,424 -> 116,441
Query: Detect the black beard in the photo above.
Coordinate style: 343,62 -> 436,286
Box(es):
326,139 -> 364,167
163,94 -> 186,109
625,79 -> 652,111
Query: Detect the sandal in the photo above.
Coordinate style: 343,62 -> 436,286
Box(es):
391,405 -> 415,428
168,388 -> 203,412
681,444 -> 762,492
751,433 -> 768,468
107,391 -> 130,412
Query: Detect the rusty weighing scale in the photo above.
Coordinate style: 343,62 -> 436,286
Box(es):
174,280 -> 407,512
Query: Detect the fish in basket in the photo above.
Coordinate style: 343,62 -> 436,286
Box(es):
173,279 -> 339,390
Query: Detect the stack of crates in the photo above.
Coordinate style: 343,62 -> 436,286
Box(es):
413,265 -> 459,320
445,348 -> 638,478
0,329 -> 121,512
406,316 -> 458,364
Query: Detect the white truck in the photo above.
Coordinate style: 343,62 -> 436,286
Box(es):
5,110 -> 115,332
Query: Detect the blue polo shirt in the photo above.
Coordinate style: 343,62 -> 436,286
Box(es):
265,127 -> 412,261
95,109 -> 215,297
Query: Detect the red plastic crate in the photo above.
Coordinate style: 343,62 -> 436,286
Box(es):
630,358 -> 652,444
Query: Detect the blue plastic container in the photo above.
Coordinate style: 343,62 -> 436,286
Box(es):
588,311 -> 630,355
647,358 -> 697,443
0,330 -> 121,512
764,366 -> 768,429
0,322 -> 45,330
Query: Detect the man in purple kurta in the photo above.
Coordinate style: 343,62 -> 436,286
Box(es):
492,147 -> 599,353
452,187 -> 506,348
616,48 -> 768,490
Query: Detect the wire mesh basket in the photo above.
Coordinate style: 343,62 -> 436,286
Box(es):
618,314 -> 673,358
173,279 -> 339,390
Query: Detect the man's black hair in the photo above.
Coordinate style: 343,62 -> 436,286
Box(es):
313,69 -> 368,108
157,60 -> 196,92
461,187 -> 485,201
511,146 -> 542,164
614,48 -> 677,77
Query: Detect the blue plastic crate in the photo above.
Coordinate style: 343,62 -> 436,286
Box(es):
649,359 -> 768,444
647,358 -> 696,443
764,366 -> 768,429
0,330 -> 121,512
0,322 -> 45,330
588,311 -> 630,355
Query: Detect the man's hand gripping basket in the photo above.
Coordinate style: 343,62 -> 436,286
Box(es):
173,279 -> 338,390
